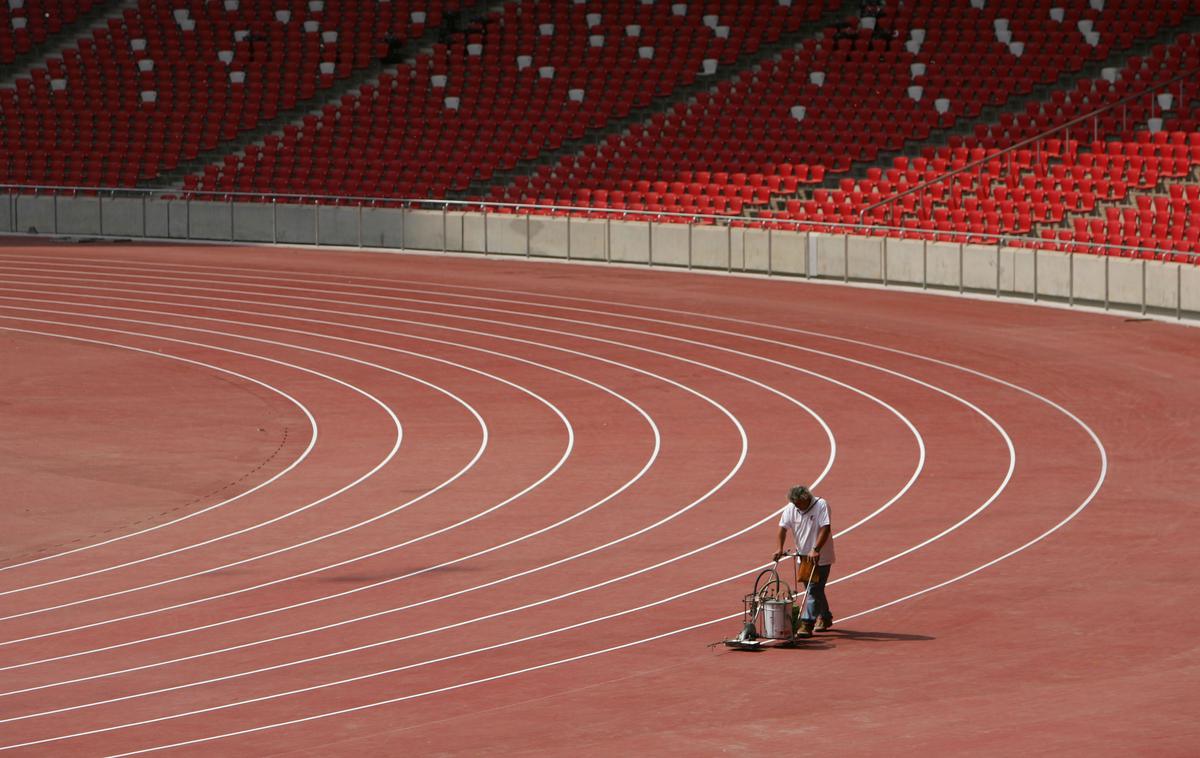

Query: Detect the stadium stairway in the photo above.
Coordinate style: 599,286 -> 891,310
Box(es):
0,0 -> 120,82
141,0 -> 500,191
826,10 -> 1200,186
446,0 -> 863,202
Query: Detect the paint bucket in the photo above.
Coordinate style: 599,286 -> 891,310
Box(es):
761,598 -> 794,639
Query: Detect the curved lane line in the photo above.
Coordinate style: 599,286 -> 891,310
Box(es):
0,327 -> 319,570
0,303 -> 744,645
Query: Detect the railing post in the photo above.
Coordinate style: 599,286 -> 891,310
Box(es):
843,233 -> 849,283
1068,249 -> 1074,307
959,241 -> 964,293
359,203 -> 364,248
805,231 -> 811,279
526,210 -> 531,258
142,192 -> 147,238
185,193 -> 190,239
441,202 -> 447,253
314,198 -> 320,246
1178,261 -> 1183,320
604,214 -> 610,262
1104,254 -> 1110,310
995,238 -> 1001,297
922,237 -> 928,289
687,219 -> 693,269
647,216 -> 653,267
229,195 -> 235,241
483,207 -> 489,254
1142,257 -> 1147,315
1033,244 -> 1039,302
767,226 -> 773,276
882,235 -> 888,286
566,212 -> 571,260
98,191 -> 104,236
727,220 -> 733,273
272,199 -> 277,243
52,192 -> 58,235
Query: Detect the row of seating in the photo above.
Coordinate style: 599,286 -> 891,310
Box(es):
486,0 -> 1193,216
187,0 -> 839,198
1,0 -> 464,185
0,0 -> 101,64
760,31 -> 1200,255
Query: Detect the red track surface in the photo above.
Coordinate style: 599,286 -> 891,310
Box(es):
0,241 -> 1196,756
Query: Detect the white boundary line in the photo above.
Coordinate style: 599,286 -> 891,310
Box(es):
0,291 -> 1017,729
0,259 -> 1111,755
0,303 -> 754,644
0,328 -> 319,570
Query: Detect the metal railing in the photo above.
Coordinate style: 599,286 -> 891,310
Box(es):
1,183 -> 1196,321
858,66 -> 1200,225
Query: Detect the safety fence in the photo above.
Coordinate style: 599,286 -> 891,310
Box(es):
1,185 -> 1197,321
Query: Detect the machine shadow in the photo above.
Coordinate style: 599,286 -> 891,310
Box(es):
816,628 -> 935,643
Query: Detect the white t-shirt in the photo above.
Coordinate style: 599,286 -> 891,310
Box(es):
778,497 -> 836,566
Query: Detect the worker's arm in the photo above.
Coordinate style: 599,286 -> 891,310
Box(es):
774,526 -> 789,560
809,525 -> 831,559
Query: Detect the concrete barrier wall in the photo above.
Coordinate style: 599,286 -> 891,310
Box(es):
567,216 -> 606,261
962,244 -> 998,291
101,197 -> 147,237
690,224 -> 729,269
1184,263 -> 1200,313
813,234 -> 847,278
9,195 -> 1198,319
530,214 -> 568,258
56,196 -> 100,235
486,212 -> 531,256
360,206 -> 403,248
316,205 -> 360,247
847,236 -> 882,281
233,203 -> 274,243
609,219 -> 650,264
1071,253 -> 1108,304
402,208 -> 446,252
884,238 -> 925,285
186,200 -> 235,241
13,195 -> 55,235
1107,257 -> 1142,307
652,223 -> 691,267
926,242 -> 960,288
770,229 -> 806,276
738,226 -> 800,275
1032,249 -> 1072,299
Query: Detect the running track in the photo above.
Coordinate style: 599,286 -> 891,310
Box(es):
0,240 -> 1197,756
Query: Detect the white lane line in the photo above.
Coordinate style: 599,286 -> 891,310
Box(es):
0,276 -> 935,681
0,271 -> 935,534
0,417 -> 1073,758
0,312 -> 947,719
0,313 -> 445,615
0,313 -> 406,604
0,327 -> 663,670
0,260 -> 1080,753
0,327 -> 319,568
0,300 -> 754,646
57,393 -> 1100,758
0,294 -> 848,688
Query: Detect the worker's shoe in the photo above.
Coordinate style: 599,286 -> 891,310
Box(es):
814,616 -> 833,632
794,620 -> 814,639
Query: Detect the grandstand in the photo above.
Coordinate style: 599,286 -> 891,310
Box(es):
2,3 -> 1200,754
1,0 -> 1199,292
